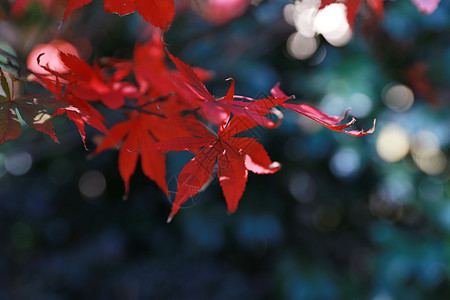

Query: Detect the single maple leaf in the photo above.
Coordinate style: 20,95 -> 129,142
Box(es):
0,68 -> 68,145
62,0 -> 175,30
271,84 -> 375,136
151,115 -> 280,222
91,108 -> 187,198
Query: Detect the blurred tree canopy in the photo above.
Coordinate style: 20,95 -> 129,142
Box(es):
0,0 -> 449,299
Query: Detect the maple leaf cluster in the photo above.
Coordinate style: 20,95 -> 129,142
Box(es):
7,0 -> 424,221
0,31 -> 375,221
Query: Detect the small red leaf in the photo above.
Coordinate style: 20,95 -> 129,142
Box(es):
135,0 -> 175,30
62,0 -> 93,21
271,84 -> 375,136
63,0 -> 174,30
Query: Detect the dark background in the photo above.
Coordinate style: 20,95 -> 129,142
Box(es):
0,0 -> 450,299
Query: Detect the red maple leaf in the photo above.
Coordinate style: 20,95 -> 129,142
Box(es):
271,84 -> 376,136
62,0 -> 175,30
151,115 -> 280,222
113,35 -> 172,96
91,105 -> 188,198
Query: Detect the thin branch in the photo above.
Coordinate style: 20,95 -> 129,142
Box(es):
140,92 -> 175,108
122,104 -> 167,118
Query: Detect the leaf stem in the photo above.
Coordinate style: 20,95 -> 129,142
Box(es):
122,104 -> 167,118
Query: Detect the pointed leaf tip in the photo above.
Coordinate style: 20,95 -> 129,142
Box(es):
166,212 -> 175,223
343,118 -> 376,136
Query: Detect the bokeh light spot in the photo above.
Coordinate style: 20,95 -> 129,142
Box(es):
320,93 -> 346,116
348,93 -> 373,118
411,131 -> 447,175
330,147 -> 361,178
314,3 -> 352,47
382,83 -> 414,112
378,177 -> 414,204
287,32 -> 318,60
289,171 -> 316,203
376,124 -> 410,162
4,151 -> 33,176
414,151 -> 447,176
283,3 -> 296,26
293,1 -> 319,38
27,39 -> 80,75
79,170 -> 107,198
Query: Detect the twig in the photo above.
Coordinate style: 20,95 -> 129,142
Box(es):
122,104 -> 167,118
140,92 -> 175,108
